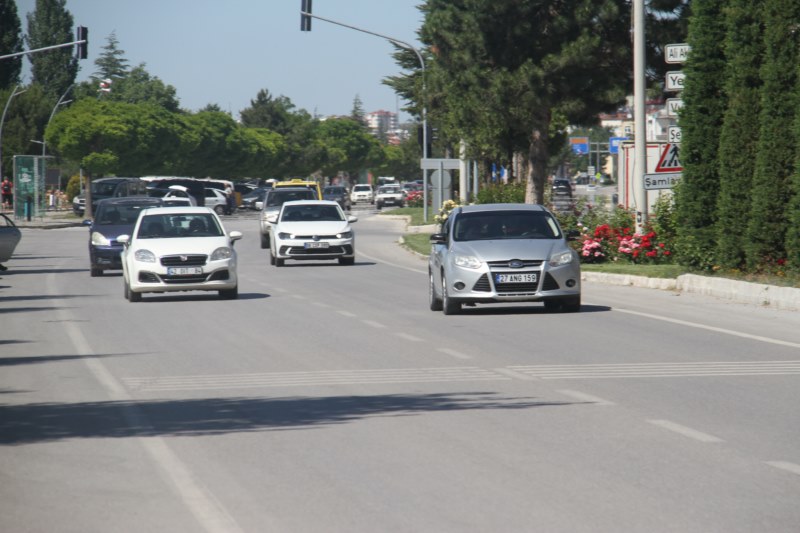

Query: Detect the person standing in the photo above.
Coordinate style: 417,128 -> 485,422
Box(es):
224,183 -> 235,215
1,177 -> 12,210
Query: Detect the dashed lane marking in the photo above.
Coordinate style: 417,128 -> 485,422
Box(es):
507,360 -> 800,379
647,419 -> 723,443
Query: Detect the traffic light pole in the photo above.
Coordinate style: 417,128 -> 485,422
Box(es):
299,7 -> 431,218
0,38 -> 86,61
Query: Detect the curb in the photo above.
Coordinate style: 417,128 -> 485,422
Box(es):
582,271 -> 800,311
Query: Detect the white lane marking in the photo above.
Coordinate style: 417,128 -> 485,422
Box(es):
356,249 -> 427,274
337,310 -> 357,318
272,287 -> 288,293
556,389 -> 616,405
395,332 -> 423,342
647,419 -> 723,443
765,461 -> 800,476
612,307 -> 800,350
362,320 -> 387,329
313,302 -> 332,308
437,347 -> 472,360
508,360 -> 800,379
124,367 -> 509,391
53,299 -> 244,532
493,368 -> 539,381
291,294 -> 307,300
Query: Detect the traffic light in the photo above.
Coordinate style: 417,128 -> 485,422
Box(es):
300,0 -> 312,31
76,26 -> 88,59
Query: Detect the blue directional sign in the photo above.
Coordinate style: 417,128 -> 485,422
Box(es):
609,136 -> 628,154
569,136 -> 589,155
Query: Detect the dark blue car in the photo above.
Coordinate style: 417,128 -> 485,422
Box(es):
84,197 -> 164,277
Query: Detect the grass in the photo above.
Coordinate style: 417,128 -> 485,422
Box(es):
390,207 -> 798,287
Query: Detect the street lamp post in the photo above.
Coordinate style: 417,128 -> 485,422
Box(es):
0,85 -> 29,178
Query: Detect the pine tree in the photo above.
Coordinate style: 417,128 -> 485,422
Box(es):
745,0 -> 800,269
0,0 -> 24,89
714,0 -> 765,269
673,0 -> 727,270
92,31 -> 129,82
25,0 -> 78,99
350,95 -> 366,126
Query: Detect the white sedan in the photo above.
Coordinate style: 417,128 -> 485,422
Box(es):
268,200 -> 357,266
118,206 -> 242,301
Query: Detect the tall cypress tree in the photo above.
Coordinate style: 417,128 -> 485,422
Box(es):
26,0 -> 78,99
745,0 -> 799,269
673,0 -> 727,269
92,31 -> 129,82
0,0 -> 24,89
714,1 -> 765,269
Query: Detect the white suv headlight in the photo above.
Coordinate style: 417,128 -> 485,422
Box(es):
549,250 -> 574,267
210,247 -> 233,261
134,249 -> 156,262
453,254 -> 482,269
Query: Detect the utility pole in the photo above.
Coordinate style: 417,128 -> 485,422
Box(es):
633,0 -> 648,232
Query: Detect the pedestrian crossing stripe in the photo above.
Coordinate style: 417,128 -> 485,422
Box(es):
655,143 -> 683,172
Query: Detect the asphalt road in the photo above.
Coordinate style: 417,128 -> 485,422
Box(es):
2,209 -> 799,533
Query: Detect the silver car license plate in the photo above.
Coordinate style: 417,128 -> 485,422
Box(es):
495,273 -> 537,283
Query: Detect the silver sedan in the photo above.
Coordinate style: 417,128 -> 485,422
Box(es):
428,203 -> 581,315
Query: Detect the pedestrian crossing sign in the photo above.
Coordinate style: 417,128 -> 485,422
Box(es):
654,143 -> 682,172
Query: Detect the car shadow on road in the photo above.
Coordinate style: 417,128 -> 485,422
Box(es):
0,392 -> 585,445
135,292 -> 270,302
452,304 -> 610,315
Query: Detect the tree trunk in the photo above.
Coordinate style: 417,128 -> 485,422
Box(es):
525,124 -> 549,205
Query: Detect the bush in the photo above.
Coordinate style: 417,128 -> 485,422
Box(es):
475,182 -> 526,204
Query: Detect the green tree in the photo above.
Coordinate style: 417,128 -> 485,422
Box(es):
314,118 -> 383,179
714,0 -> 764,269
26,0 -> 78,99
416,0 -> 632,204
744,0 -> 799,270
0,84 -> 50,176
0,0 -> 24,89
239,89 -> 296,134
350,94 -> 366,126
110,64 -> 180,112
672,0 -> 727,270
92,31 -> 130,82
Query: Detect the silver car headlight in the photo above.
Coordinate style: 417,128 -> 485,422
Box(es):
549,250 -> 574,267
337,231 -> 353,239
453,254 -> 482,269
91,232 -> 111,246
134,249 -> 156,262
210,247 -> 233,261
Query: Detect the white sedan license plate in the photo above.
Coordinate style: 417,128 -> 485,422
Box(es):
167,266 -> 202,276
304,242 -> 329,249
495,273 -> 537,283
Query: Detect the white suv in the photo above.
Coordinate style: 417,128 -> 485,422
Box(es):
350,184 -> 374,204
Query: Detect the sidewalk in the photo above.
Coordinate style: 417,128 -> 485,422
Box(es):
4,207 -> 84,229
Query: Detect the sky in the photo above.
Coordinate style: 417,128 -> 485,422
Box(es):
15,0 -> 425,121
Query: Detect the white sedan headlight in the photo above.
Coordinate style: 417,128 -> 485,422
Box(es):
90,232 -> 111,246
210,247 -> 233,261
134,249 -> 156,262
337,230 -> 353,239
278,232 -> 294,240
453,254 -> 482,269
549,250 -> 574,267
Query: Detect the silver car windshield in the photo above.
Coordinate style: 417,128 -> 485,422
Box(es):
453,211 -> 561,241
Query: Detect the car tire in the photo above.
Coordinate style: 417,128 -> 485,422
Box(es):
269,251 -> 275,265
275,256 -> 284,267
123,280 -> 130,301
214,205 -> 225,215
260,233 -> 269,249
376,203 -> 382,210
219,286 -> 238,300
90,266 -> 102,277
126,281 -> 141,302
429,271 -> 443,311
441,272 -> 460,315
338,256 -> 355,265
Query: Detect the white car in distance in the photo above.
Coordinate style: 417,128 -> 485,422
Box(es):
268,200 -> 357,266
118,206 -> 242,301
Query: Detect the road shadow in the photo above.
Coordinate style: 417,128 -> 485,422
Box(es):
135,292 -> 269,303
0,352 -> 135,367
451,304 -> 610,315
0,392 -> 580,445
